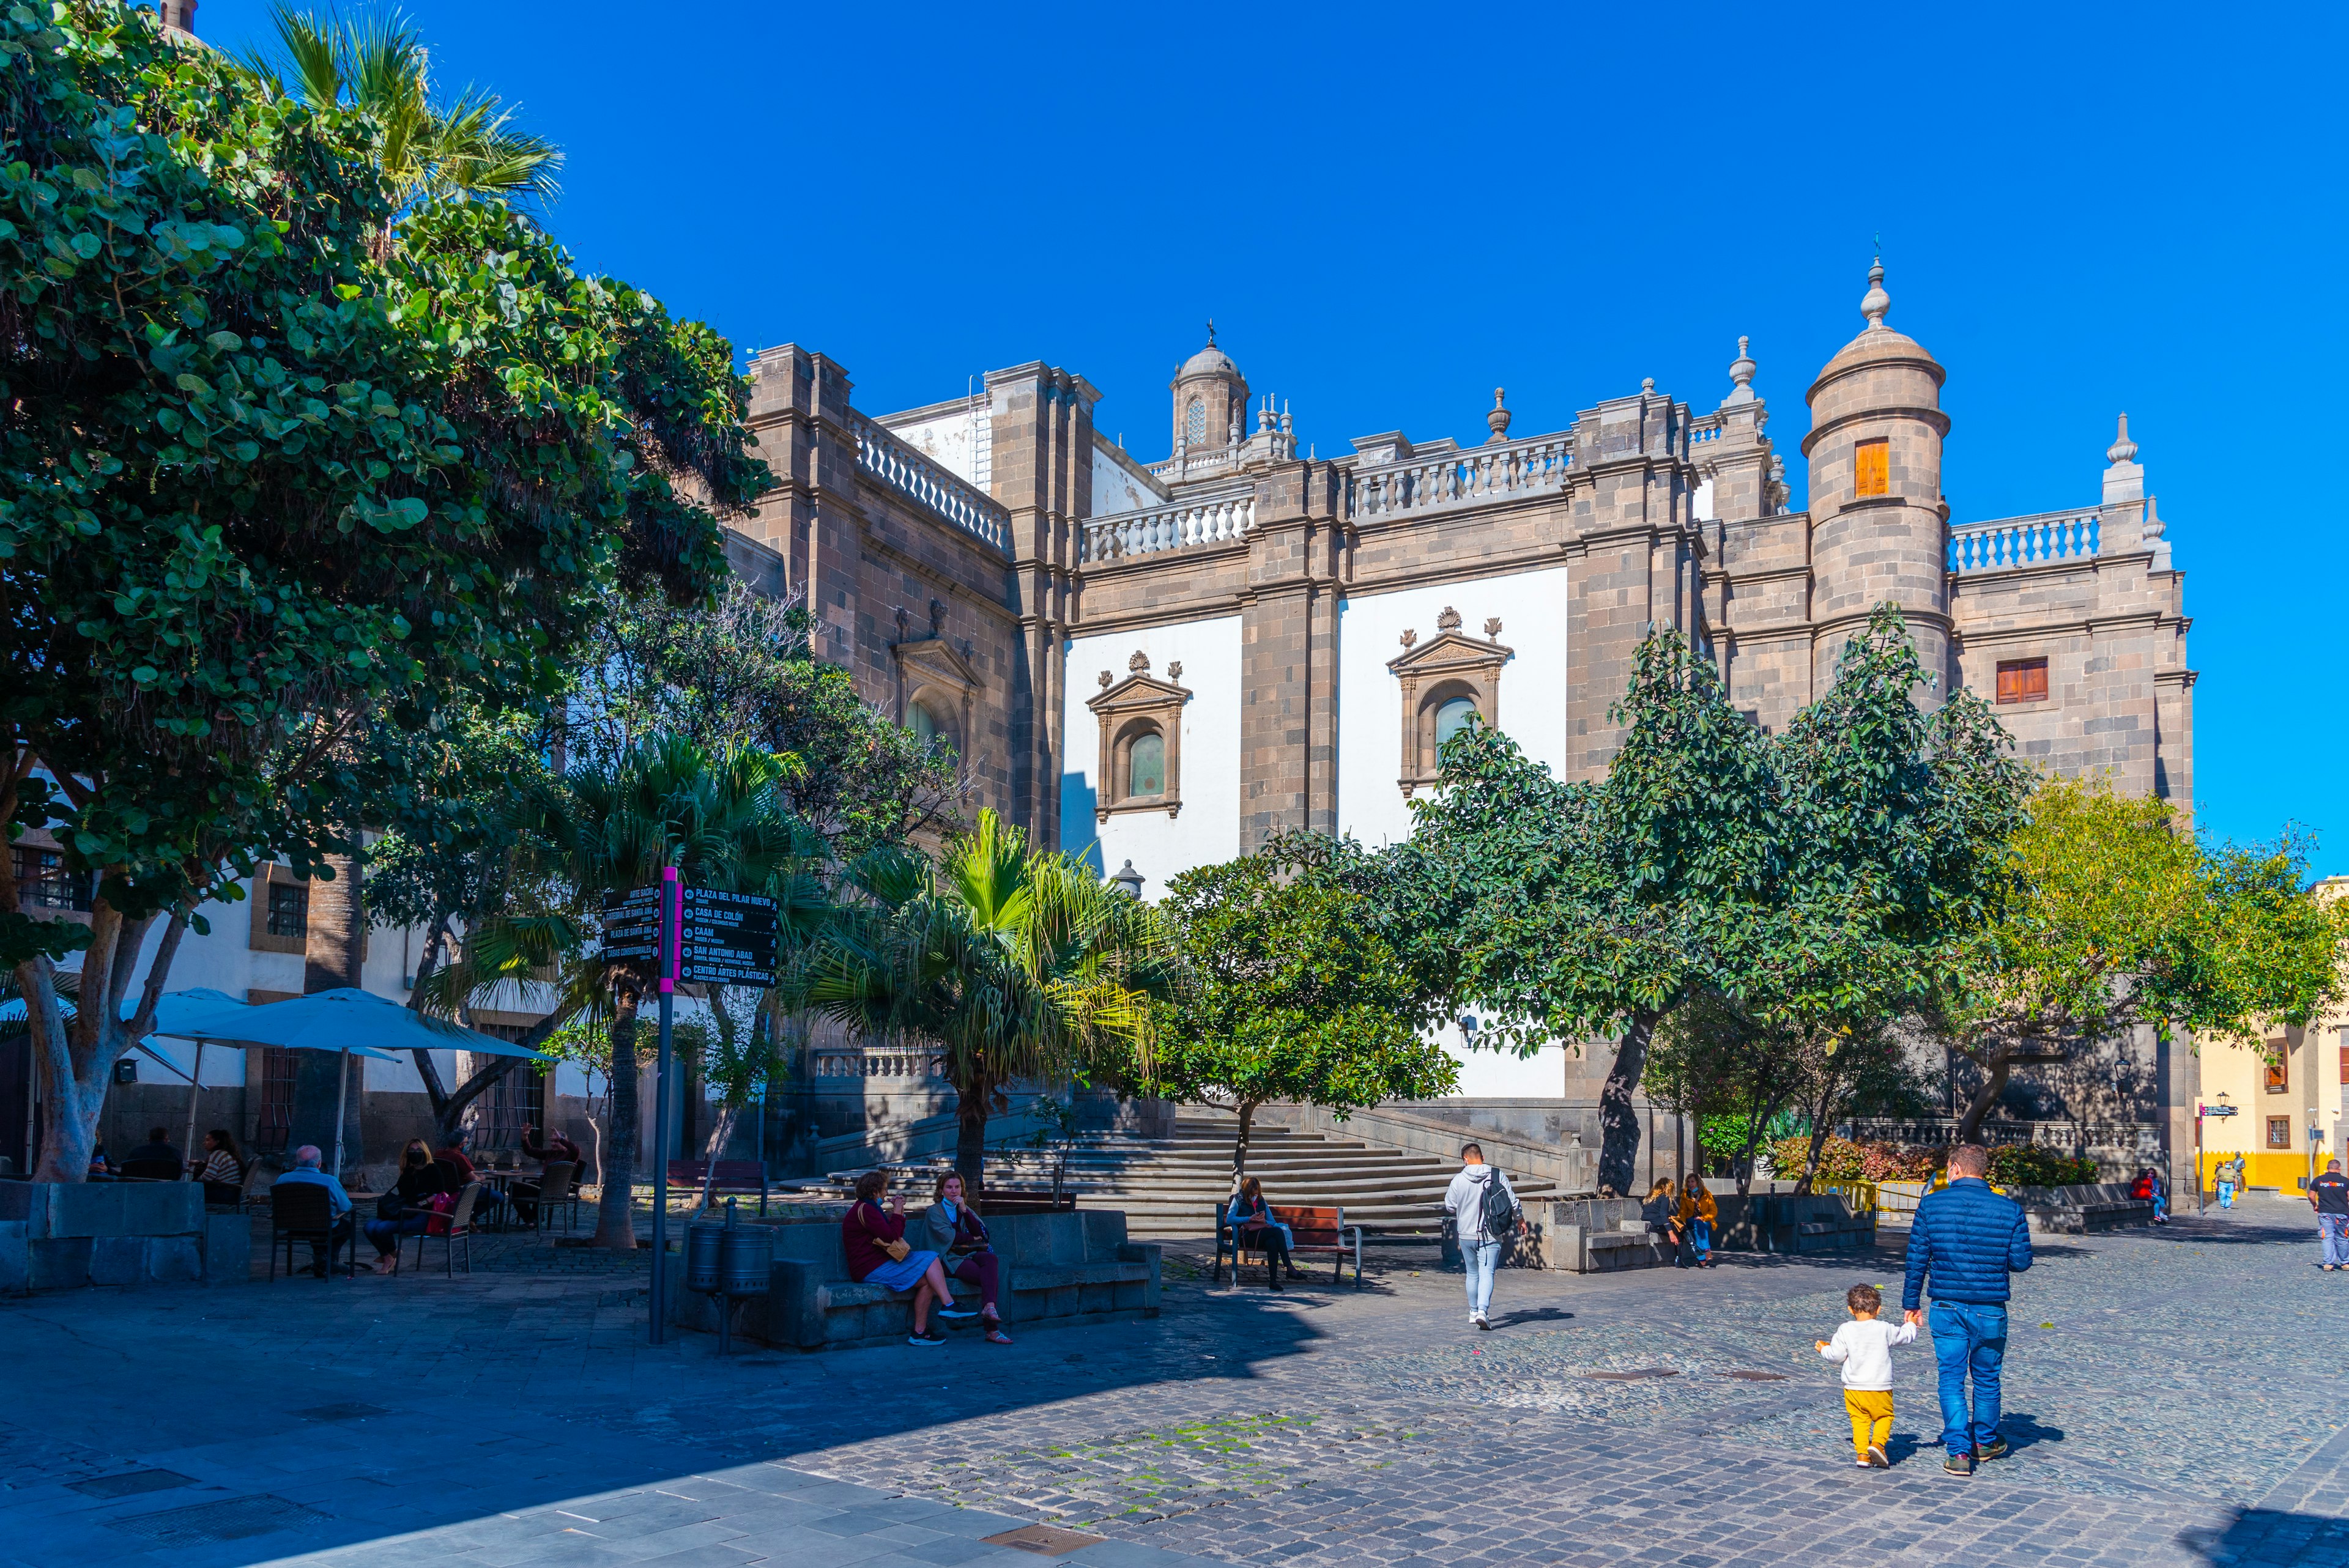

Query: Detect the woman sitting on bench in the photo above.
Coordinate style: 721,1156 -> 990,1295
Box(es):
1226,1176 -> 1300,1289
922,1172 -> 1012,1345
843,1170 -> 974,1347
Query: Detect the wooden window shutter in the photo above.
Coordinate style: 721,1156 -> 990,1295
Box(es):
1995,658 -> 2047,704
1854,438 -> 1890,498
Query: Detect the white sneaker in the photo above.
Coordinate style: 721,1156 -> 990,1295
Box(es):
1472,1311 -> 1490,1330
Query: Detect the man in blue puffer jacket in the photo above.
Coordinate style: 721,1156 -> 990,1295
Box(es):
1901,1142 -> 2033,1477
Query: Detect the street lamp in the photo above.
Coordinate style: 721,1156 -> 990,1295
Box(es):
1110,859 -> 1145,900
2198,1090 -> 2236,1214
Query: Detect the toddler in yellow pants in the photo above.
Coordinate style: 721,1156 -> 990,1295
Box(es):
1817,1282 -> 1917,1468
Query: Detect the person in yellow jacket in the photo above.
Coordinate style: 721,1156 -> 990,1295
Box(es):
1677,1178 -> 1720,1267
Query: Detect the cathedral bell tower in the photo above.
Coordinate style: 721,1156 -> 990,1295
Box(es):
1802,259 -> 1953,700
1169,323 -> 1249,456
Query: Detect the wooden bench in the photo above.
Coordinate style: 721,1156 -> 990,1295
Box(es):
1213,1203 -> 1364,1289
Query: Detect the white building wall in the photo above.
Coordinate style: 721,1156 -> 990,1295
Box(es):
881,406 -> 986,487
1059,615 -> 1243,898
1334,569 -> 1577,1099
1089,442 -> 1160,518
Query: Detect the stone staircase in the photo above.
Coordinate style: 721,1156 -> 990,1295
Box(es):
965,1114 -> 1568,1241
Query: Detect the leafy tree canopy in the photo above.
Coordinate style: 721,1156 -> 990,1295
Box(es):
1142,841 -> 1458,1176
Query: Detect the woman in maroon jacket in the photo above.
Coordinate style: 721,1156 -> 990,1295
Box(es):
842,1170 -> 970,1346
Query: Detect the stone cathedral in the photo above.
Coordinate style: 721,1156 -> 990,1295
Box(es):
729,262 -> 2197,1172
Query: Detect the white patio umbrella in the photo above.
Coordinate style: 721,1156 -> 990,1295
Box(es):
166,988 -> 548,1180
0,988 -> 398,1177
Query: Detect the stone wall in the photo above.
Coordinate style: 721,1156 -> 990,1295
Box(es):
0,1181 -> 247,1293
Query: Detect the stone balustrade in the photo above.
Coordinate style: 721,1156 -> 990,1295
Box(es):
1080,484 -> 1256,563
847,412 -> 1011,553
1144,442 -> 1241,483
1685,411 -> 1725,448
1346,430 -> 1573,520
812,1048 -> 944,1080
1948,508 -> 2101,574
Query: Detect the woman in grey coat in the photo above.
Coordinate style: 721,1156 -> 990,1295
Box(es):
922,1172 -> 1011,1343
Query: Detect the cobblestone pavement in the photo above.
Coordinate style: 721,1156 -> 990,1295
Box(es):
3,1198 -> 2345,1567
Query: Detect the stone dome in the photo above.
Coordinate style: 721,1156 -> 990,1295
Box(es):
1177,342 -> 1238,381
1808,259 -> 1944,401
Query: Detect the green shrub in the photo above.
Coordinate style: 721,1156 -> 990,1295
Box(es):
1986,1144 -> 2099,1188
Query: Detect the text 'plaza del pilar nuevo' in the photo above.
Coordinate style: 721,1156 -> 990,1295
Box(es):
721,261 -> 2194,1167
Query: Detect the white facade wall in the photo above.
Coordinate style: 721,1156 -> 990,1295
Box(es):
881,406 -> 986,487
1335,569 -> 1577,1100
1058,615 -> 1243,898
1089,441 -> 1160,518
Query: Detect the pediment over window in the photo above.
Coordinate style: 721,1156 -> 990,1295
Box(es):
893,635 -> 982,768
1389,613 -> 1512,797
1087,656 -> 1190,821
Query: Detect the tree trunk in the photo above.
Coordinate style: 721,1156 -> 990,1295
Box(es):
292,846 -> 365,1170
952,1073 -> 990,1203
1952,1044 -> 2018,1145
1230,1099 -> 1260,1195
1595,1011 -> 1658,1197
588,983 -> 643,1249
26,901 -> 185,1183
696,1101 -> 741,1210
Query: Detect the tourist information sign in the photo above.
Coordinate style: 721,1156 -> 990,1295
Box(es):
678,887 -> 779,988
599,886 -> 662,964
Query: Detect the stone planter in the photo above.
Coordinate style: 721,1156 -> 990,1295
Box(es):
0,1181 -> 248,1293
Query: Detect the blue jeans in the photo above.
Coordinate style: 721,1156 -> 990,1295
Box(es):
1463,1239 -> 1500,1316
2217,1180 -> 2235,1208
1929,1301 -> 2008,1456
2320,1213 -> 2349,1267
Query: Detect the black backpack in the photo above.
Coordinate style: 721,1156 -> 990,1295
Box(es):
1479,1167 -> 1520,1238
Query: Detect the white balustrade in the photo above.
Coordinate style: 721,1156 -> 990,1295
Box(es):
812,1049 -> 944,1080
1145,442 -> 1242,483
1345,431 -> 1573,520
1947,509 -> 2101,574
1080,487 -> 1256,563
1685,413 -> 1724,448
848,412 -> 1012,553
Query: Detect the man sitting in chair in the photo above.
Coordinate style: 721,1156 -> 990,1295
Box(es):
273,1145 -> 355,1276
510,1125 -> 581,1226
120,1126 -> 182,1181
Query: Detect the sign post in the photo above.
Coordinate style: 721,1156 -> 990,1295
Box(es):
651,867 -> 681,1343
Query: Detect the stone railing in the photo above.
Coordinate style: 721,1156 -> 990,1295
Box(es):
848,412 -> 1012,554
1346,429 -> 1573,520
811,1046 -> 944,1081
1948,508 -> 2100,574
1145,442 -> 1241,484
1080,483 -> 1256,563
1684,410 -> 1726,449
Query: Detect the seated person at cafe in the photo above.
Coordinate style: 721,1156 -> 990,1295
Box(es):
274,1144 -> 355,1274
122,1126 -> 182,1179
434,1133 -> 505,1221
922,1172 -> 1012,1345
510,1124 -> 581,1224
362,1139 -> 458,1274
842,1169 -> 973,1347
194,1128 -> 248,1206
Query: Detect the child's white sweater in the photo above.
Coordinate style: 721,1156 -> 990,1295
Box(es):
1819,1317 -> 1917,1391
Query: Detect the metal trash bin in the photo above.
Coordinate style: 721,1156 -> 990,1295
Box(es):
686,1218 -> 727,1294
719,1223 -> 773,1298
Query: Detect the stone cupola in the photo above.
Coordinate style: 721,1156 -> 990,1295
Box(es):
1802,258 -> 1954,701
1170,322 -> 1249,456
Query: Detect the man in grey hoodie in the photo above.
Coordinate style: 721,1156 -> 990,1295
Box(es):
1444,1143 -> 1522,1330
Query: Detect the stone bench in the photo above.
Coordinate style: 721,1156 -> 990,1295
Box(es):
2016,1182 -> 2154,1235
1713,1193 -> 1876,1256
669,1208 -> 1159,1351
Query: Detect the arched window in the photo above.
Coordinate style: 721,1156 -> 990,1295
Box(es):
1126,730 -> 1166,798
908,697 -> 957,758
1184,398 -> 1207,447
1434,696 -> 1479,750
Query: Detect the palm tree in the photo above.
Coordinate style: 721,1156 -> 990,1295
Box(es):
807,810 -> 1180,1198
245,3 -> 560,248
432,735 -> 806,1249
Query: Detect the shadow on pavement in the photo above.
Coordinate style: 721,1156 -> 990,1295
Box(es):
1997,1409 -> 2066,1454
2178,1507 -> 2349,1566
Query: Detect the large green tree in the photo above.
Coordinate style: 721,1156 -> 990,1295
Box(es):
0,2 -> 748,1180
1931,777 -> 2348,1142
1141,841 -> 1457,1183
1405,608 -> 2026,1195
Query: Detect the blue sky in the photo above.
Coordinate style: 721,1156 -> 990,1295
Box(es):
199,2 -> 2347,868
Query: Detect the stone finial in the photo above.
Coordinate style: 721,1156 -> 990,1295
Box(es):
2141,495 -> 2165,542
1725,336 -> 1758,406
929,597 -> 947,635
1098,670 -> 1113,690
1128,650 -> 1151,673
1483,616 -> 1503,642
1486,388 -> 1512,445
1258,395 -> 1275,435
1641,377 -> 1656,396
893,605 -> 910,640
1437,605 -> 1463,632
2107,412 -> 2139,465
1167,661 -> 1183,681
1281,400 -> 1292,435
1861,257 -> 1890,329
1400,629 -> 1418,651
1228,404 -> 1243,446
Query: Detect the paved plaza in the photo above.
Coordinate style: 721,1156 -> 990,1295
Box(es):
1,1200 -> 2343,1568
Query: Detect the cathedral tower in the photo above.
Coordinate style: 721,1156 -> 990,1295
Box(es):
1802,260 -> 1953,698
1168,325 -> 1249,455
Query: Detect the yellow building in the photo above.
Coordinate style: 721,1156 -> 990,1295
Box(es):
2194,875 -> 2349,1194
